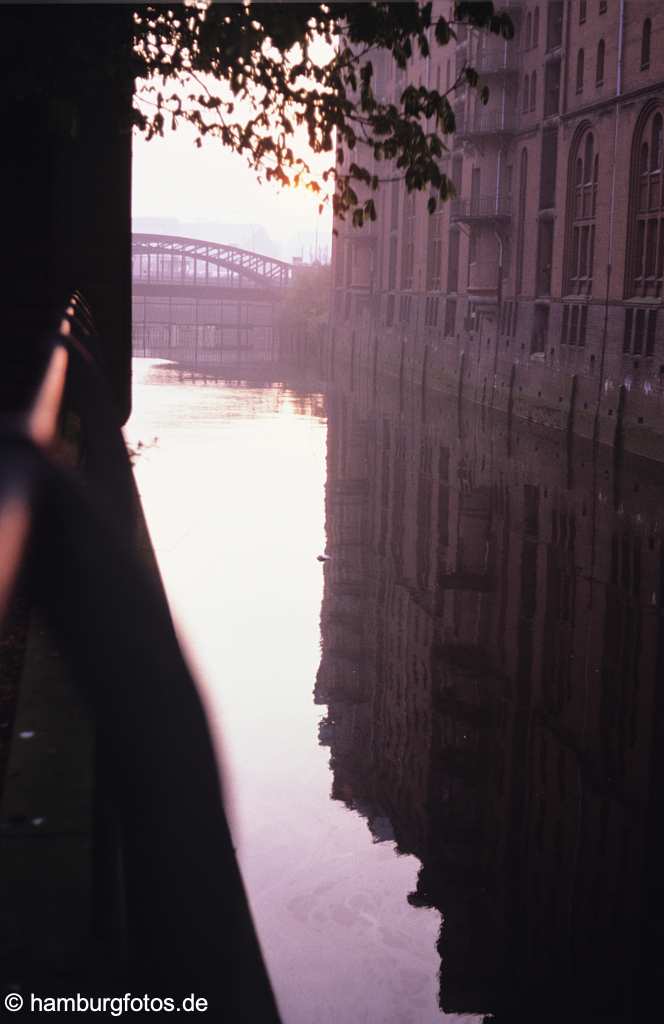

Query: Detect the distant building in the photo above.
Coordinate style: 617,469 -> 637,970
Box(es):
329,1 -> 664,460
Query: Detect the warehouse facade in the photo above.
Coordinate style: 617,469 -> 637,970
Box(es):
329,1 -> 664,460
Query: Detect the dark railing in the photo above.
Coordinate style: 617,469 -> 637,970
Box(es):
475,49 -> 520,74
451,194 -> 512,221
0,296 -> 281,1018
455,110 -> 518,136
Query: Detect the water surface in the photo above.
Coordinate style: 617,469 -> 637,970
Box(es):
126,360 -> 461,1024
127,357 -> 664,1023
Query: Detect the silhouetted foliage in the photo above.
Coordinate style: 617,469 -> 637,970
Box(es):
132,2 -> 514,223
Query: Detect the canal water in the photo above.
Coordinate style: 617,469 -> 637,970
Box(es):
126,358 -> 664,1024
125,360 -> 461,1024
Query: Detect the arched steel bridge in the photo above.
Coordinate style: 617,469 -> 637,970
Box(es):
132,233 -> 293,289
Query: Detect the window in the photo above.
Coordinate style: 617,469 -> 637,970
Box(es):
537,220 -> 554,295
526,11 -> 532,49
501,300 -> 512,335
447,230 -> 460,292
426,205 -> 442,291
401,190 -> 415,290
596,40 -> 605,86
566,129 -> 598,294
580,305 -> 588,346
599,1 -> 607,13
576,50 -> 585,94
580,0 -> 587,23
547,2 -> 564,50
424,296 -> 439,327
444,298 -> 457,337
642,19 -> 651,71
532,305 -> 548,354
545,60 -> 561,117
627,106 -> 664,298
390,179 -> 400,228
516,148 -> 529,294
387,234 -> 398,291
624,308 -> 658,355
523,73 -> 530,113
533,8 -> 540,47
334,241 -> 345,286
540,129 -> 559,208
563,304 -> 589,346
531,71 -> 537,112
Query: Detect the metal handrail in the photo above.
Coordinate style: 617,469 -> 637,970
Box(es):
455,110 -> 518,135
451,194 -> 513,219
475,49 -> 520,74
0,340 -> 68,621
0,301 -> 281,1017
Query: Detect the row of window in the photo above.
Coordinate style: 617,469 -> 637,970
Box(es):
339,285 -> 659,362
575,41 -> 605,92
524,3 -> 612,55
384,292 -> 457,335
565,109 -> 662,297
575,21 -> 652,95
332,109 -> 661,305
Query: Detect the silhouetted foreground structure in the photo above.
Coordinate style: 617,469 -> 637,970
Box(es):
0,299 -> 280,1018
329,0 -> 664,461
315,359 -> 664,1021
132,234 -> 293,365
1,4 -> 132,420
0,5 -> 279,1013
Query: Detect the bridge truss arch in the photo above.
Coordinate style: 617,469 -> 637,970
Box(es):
132,233 -> 293,289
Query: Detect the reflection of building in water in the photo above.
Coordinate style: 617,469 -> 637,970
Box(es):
315,371 -> 664,1021
131,234 -> 292,364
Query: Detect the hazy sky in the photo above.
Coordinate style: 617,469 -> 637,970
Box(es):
132,121 -> 333,255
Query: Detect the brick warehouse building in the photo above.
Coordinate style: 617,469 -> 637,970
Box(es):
328,1 -> 664,461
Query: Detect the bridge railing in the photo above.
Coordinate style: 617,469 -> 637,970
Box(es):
0,297 -> 281,1017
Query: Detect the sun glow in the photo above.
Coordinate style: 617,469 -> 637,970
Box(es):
133,24 -> 335,259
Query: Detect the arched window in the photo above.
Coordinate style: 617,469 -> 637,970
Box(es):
533,7 -> 540,47
627,107 -> 664,297
516,148 -> 529,294
641,19 -> 651,70
526,11 -> 532,49
530,71 -> 537,112
523,74 -> 530,113
596,40 -> 605,85
580,0 -> 587,23
576,50 -> 585,94
566,128 -> 598,294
